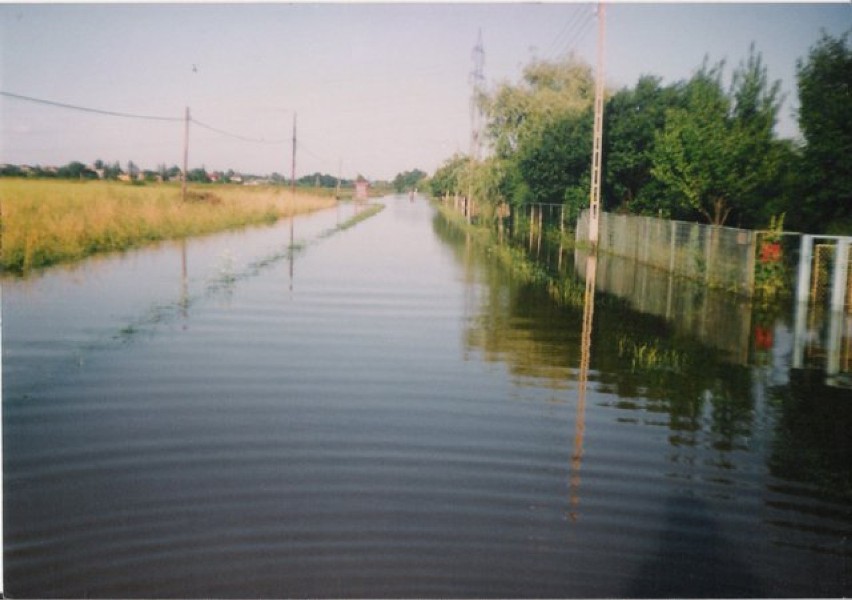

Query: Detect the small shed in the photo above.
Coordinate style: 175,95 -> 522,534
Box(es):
355,179 -> 369,201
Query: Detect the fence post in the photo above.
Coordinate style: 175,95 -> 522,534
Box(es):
830,239 -> 850,312
669,220 -> 677,275
796,235 -> 814,304
826,239 -> 847,376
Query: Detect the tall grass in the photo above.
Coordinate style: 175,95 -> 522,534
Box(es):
0,179 -> 336,274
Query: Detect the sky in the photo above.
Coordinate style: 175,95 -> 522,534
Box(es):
0,2 -> 849,181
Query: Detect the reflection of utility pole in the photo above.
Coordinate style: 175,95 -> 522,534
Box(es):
570,252 -> 597,522
180,240 -> 188,327
588,3 -> 605,247
0,283 -> 4,596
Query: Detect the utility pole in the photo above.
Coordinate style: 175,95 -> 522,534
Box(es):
588,3 -> 606,247
290,112 -> 297,200
289,112 -> 297,291
182,106 -> 190,202
467,29 -> 485,224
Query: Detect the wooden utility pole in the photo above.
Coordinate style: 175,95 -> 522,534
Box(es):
290,112 -> 297,200
182,106 -> 190,202
589,3 -> 606,246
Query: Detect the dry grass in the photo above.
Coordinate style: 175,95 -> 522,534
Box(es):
0,179 -> 336,274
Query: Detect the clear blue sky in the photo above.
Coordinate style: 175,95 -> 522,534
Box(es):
1,2 -> 849,181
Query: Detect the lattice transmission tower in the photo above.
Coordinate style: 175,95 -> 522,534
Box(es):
469,29 -> 485,163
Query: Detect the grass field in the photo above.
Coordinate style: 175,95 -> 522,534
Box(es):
0,179 -> 337,274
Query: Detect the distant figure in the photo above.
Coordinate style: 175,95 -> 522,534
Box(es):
409,190 -> 414,202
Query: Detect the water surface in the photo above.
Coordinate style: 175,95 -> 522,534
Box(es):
4,197 -> 851,597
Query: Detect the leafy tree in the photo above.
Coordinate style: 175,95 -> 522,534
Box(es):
0,164 -> 24,177
516,107 -> 593,207
103,161 -> 123,180
481,56 -> 595,212
57,161 -> 97,180
794,30 -> 852,233
483,56 -> 595,160
187,168 -> 210,183
651,48 -> 784,226
430,154 -> 468,197
393,169 -> 427,193
603,76 -> 685,213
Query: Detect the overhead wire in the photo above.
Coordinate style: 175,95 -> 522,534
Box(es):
543,6 -> 588,57
2,90 -> 293,147
0,90 -> 182,122
549,6 -> 596,61
190,117 -> 287,145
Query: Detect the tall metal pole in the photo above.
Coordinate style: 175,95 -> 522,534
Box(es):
468,29 -> 485,224
182,106 -> 190,202
589,3 -> 606,246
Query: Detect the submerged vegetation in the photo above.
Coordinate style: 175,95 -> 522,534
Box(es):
0,179 -> 336,274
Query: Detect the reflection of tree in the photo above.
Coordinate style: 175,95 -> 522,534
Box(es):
768,370 -> 852,500
433,210 -> 760,471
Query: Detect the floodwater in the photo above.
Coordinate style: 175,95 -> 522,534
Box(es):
3,197 -> 850,598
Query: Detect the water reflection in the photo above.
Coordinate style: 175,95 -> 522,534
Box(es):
434,208 -> 852,596
570,253 -> 596,522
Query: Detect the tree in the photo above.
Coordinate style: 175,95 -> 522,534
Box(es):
516,107 -> 593,207
187,168 -> 210,183
57,161 -> 97,180
393,169 -> 427,192
794,30 -> 852,233
483,56 -> 595,160
430,154 -> 468,197
602,76 -> 685,213
651,48 -> 784,226
481,56 -> 596,211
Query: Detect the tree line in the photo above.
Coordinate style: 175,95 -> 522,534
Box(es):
431,30 -> 851,234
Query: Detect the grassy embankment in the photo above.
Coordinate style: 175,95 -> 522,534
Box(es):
0,179 -> 336,274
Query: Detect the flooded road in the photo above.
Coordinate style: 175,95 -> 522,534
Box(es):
4,197 -> 851,597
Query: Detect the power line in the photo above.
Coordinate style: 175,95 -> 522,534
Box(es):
544,6 -> 588,57
550,6 -> 596,61
2,89 -> 293,147
0,90 -> 182,122
559,14 -> 596,58
190,117 -> 287,145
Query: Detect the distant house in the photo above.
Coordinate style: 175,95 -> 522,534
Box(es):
355,179 -> 369,201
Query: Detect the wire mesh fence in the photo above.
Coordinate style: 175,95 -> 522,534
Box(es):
577,210 -> 758,295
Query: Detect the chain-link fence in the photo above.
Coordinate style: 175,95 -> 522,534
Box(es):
577,210 -> 758,295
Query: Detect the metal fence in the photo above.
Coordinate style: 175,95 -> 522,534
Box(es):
577,210 -> 758,295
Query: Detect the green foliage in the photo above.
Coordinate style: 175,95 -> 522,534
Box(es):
603,76 -> 685,212
651,49 -> 786,226
793,29 -> 852,233
483,56 -> 594,159
392,169 -> 427,193
297,172 -> 346,188
187,168 -> 210,183
468,55 -> 595,221
753,213 -> 789,301
516,107 -> 593,206
430,154 -> 468,197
